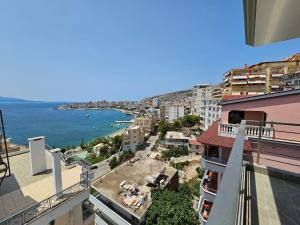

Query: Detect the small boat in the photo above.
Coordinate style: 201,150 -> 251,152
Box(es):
86,114 -> 90,118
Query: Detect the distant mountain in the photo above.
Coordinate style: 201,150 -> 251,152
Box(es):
0,96 -> 36,103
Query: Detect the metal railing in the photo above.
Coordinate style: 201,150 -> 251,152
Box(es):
200,171 -> 218,194
0,147 -> 92,225
202,154 -> 227,166
0,180 -> 89,225
206,121 -> 246,225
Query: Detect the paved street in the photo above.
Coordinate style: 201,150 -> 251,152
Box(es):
92,132 -> 160,180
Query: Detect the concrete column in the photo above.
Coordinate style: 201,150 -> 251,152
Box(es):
218,173 -> 222,188
28,136 -> 47,175
218,146 -> 223,160
265,67 -> 271,94
48,148 -> 63,194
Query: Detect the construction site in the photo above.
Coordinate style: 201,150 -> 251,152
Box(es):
91,157 -> 178,224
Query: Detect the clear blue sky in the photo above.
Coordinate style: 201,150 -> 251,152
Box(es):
1,0 -> 300,102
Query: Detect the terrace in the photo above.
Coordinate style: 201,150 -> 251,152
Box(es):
0,138 -> 91,225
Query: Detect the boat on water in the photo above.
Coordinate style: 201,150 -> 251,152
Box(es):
86,114 -> 90,118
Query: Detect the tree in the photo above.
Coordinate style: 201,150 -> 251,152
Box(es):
161,146 -> 189,161
173,120 -> 182,131
112,135 -> 122,148
158,120 -> 170,138
181,115 -> 201,127
146,189 -> 199,225
109,157 -> 119,169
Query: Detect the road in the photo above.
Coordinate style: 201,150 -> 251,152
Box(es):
92,132 -> 160,180
136,132 -> 160,158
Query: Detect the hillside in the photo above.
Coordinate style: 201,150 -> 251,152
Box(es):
142,89 -> 193,102
0,96 -> 33,103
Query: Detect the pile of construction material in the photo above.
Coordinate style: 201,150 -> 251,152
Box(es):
119,180 -> 147,210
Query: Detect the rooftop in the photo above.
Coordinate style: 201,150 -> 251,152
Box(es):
166,131 -> 189,140
221,89 -> 300,105
91,158 -> 177,219
0,151 -> 81,220
197,122 -> 252,151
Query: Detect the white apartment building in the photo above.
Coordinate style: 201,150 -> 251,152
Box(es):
152,98 -> 161,108
192,84 -> 222,130
122,125 -> 145,151
165,105 -> 185,123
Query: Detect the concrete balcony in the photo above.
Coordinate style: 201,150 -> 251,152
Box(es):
200,170 -> 218,202
199,197 -> 213,225
231,75 -> 248,80
201,155 -> 226,174
89,194 -> 132,225
218,123 -> 274,139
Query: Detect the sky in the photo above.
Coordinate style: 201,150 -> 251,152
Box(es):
1,0 -> 300,102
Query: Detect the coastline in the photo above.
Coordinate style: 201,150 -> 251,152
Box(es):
106,127 -> 127,138
56,106 -> 134,116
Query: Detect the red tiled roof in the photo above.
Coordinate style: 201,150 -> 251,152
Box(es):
189,139 -> 202,145
197,122 -> 251,151
222,95 -> 253,101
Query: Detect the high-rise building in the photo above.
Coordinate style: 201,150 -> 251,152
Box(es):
192,84 -> 223,130
152,98 -> 161,108
164,104 -> 185,123
223,53 -> 300,95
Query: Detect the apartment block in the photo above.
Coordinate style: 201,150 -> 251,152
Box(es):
223,53 -> 300,96
192,84 -> 222,130
90,158 -> 178,225
134,115 -> 155,134
164,105 -> 185,123
282,70 -> 300,90
197,89 -> 300,225
152,98 -> 161,108
122,125 -> 145,151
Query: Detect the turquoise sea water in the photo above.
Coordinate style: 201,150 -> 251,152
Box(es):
0,102 -> 132,147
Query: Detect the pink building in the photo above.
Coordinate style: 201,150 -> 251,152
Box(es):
198,89 -> 300,225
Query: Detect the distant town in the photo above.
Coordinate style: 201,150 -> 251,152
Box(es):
1,52 -> 300,225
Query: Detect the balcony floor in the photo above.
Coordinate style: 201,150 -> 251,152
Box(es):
247,170 -> 300,225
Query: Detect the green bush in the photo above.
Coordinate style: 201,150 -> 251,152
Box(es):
196,167 -> 205,179
161,146 -> 189,161
109,156 -> 119,169
146,189 -> 199,225
171,160 -> 189,170
109,150 -> 135,169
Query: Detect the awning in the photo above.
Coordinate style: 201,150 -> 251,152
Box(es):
244,0 -> 300,46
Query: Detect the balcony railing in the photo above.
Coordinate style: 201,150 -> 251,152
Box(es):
0,180 -> 89,225
206,121 -> 246,225
0,150 -> 92,225
202,155 -> 227,166
218,123 -> 274,139
200,171 -> 218,202
199,199 -> 213,225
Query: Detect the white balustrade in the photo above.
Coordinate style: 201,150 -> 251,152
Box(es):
218,123 -> 274,139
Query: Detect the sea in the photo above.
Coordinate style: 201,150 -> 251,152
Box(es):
0,102 -> 133,148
